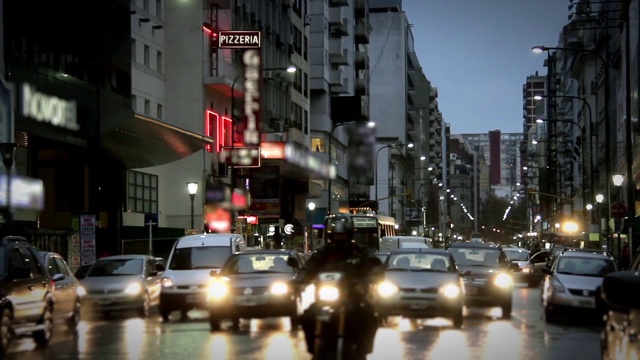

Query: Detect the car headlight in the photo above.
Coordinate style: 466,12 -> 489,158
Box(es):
76,286 -> 86,297
270,282 -> 289,295
318,285 -> 340,301
440,283 -> 461,298
161,277 -> 174,288
207,279 -> 229,300
550,277 -> 565,293
494,273 -> 513,288
522,267 -> 532,274
377,281 -> 399,298
124,282 -> 142,295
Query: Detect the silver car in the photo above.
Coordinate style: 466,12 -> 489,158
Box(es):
503,248 -> 541,287
375,249 -> 464,328
39,251 -> 85,328
541,251 -> 617,322
80,255 -> 164,318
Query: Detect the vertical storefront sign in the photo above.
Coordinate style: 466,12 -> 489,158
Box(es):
80,215 -> 96,265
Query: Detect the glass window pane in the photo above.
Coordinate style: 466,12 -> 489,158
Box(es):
151,202 -> 158,214
128,184 -> 136,198
144,174 -> 151,186
128,171 -> 136,183
128,198 -> 136,211
136,199 -> 143,212
151,189 -> 158,201
151,176 -> 158,188
136,172 -> 143,184
136,186 -> 143,198
144,201 -> 151,213
144,187 -> 150,200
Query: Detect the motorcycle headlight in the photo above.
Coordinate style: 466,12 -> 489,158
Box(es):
377,281 -> 399,298
124,282 -> 142,295
440,283 -> 461,298
161,277 -> 174,288
207,279 -> 230,300
318,285 -> 340,301
270,282 -> 289,295
494,273 -> 513,288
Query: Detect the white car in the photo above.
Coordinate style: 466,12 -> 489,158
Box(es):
541,251 -> 617,322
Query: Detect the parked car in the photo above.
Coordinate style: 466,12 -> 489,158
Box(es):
541,251 -> 617,322
0,236 -> 56,355
207,249 -> 306,331
375,249 -> 464,328
80,255 -> 164,318
39,251 -> 85,328
447,242 -> 520,319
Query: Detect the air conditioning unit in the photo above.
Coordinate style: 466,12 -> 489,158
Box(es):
358,69 -> 367,80
263,70 -> 274,79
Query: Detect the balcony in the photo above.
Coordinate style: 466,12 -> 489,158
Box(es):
360,95 -> 369,120
331,76 -> 349,94
408,87 -> 421,106
329,38 -> 348,65
407,68 -> 421,86
354,0 -> 368,13
407,124 -> 419,143
354,19 -> 370,44
330,18 -> 349,38
329,68 -> 344,86
356,70 -> 367,91
355,48 -> 368,66
408,107 -> 421,123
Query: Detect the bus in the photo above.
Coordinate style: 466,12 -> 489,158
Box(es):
322,213 -> 397,252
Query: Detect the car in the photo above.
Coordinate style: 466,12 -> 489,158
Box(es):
206,249 -> 306,331
503,248 -> 541,287
74,264 -> 93,280
375,252 -> 390,264
80,255 -> 164,318
541,251 -> 617,322
39,251 -> 85,328
0,236 -> 56,355
159,233 -> 246,321
375,249 -> 464,328
447,242 -> 520,319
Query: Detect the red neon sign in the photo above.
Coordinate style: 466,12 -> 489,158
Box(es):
205,110 -> 232,153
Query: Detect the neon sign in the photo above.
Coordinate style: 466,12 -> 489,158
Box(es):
205,110 -> 232,153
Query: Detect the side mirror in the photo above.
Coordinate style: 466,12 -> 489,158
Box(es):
601,271 -> 640,311
12,266 -> 31,279
286,257 -> 300,269
156,264 -> 166,272
52,273 -> 65,282
509,263 -> 521,272
541,268 -> 552,275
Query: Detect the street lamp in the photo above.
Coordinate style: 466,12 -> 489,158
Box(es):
374,140 -> 402,205
307,201 -> 316,253
187,182 -> 198,229
327,120 -> 376,214
532,45 -> 614,250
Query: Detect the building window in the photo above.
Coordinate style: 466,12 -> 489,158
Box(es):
127,170 -> 158,214
131,38 -> 136,62
143,0 -> 149,11
144,45 -> 150,66
156,51 -> 163,73
157,104 -> 163,119
155,0 -> 162,19
311,137 -> 325,152
144,99 -> 150,115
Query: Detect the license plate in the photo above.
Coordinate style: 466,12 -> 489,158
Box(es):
579,300 -> 594,307
409,302 -> 428,310
186,294 -> 201,303
236,296 -> 257,306
465,287 -> 478,295
97,300 -> 112,305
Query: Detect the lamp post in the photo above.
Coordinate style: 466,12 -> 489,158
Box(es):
532,45 -> 612,250
327,120 -> 375,214
0,143 -> 17,225
612,174 -> 625,258
307,201 -> 315,253
374,140 -> 408,206
187,182 -> 198,230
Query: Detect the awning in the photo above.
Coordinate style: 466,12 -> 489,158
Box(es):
102,114 -> 214,169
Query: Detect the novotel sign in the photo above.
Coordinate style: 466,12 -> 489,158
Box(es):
20,83 -> 79,131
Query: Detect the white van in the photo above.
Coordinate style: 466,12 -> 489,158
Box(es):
159,233 -> 246,321
380,236 -> 432,253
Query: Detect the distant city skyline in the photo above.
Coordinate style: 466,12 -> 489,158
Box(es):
402,0 -> 568,134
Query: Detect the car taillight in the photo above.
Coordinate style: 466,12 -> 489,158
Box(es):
50,280 -> 56,292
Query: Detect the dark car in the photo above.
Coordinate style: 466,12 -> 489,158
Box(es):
447,242 -> 520,319
39,251 -> 84,328
207,249 -> 306,331
0,236 -> 56,355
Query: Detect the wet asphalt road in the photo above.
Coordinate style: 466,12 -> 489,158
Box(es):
6,284 -> 602,360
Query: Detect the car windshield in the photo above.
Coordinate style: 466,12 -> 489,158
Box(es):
386,253 -> 453,272
221,254 -> 293,274
87,259 -> 143,277
449,248 -> 503,266
504,250 -> 529,262
556,257 -> 616,277
74,265 -> 92,280
169,246 -> 232,270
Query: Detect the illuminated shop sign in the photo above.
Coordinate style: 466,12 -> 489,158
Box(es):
218,31 -> 261,49
204,110 -> 232,153
21,83 -> 79,131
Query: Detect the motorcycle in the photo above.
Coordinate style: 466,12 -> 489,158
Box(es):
310,270 -> 370,360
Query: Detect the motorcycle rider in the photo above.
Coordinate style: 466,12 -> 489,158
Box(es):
299,213 -> 383,359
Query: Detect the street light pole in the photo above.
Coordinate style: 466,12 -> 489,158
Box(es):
187,182 -> 198,230
374,141 -> 401,207
532,45 -> 611,249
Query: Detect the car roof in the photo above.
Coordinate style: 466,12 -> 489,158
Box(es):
557,252 -> 613,260
448,242 -> 501,249
97,254 -> 150,260
235,249 -> 296,255
176,233 -> 243,248
388,248 -> 450,255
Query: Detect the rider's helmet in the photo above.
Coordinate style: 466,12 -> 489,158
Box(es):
325,213 -> 355,243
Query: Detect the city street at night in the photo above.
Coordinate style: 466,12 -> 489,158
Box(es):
6,285 -> 602,360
